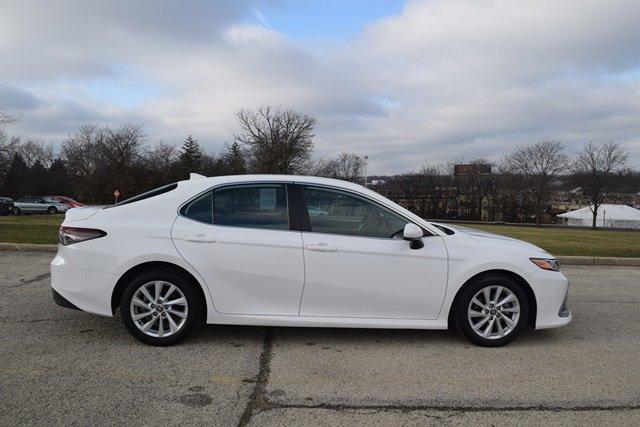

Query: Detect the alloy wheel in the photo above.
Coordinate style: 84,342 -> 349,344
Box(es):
467,285 -> 521,339
130,281 -> 189,338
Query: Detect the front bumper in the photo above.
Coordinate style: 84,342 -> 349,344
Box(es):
533,272 -> 572,329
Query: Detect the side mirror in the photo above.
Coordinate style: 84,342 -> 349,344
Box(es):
403,223 -> 424,249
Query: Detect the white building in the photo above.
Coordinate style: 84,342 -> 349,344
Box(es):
557,204 -> 640,229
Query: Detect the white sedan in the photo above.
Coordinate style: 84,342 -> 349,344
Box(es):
51,174 -> 571,347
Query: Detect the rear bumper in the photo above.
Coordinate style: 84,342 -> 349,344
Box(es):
50,247 -> 115,317
51,287 -> 80,310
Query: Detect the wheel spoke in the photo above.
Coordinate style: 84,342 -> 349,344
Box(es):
132,310 -> 153,321
497,293 -> 516,307
472,316 -> 490,331
496,317 -> 505,337
166,313 -> 179,333
158,317 -> 164,337
154,281 -> 163,301
499,312 -> 516,328
165,297 -> 186,306
469,309 -> 485,318
472,297 -> 488,310
482,318 -> 495,336
501,306 -> 520,313
141,316 -> 158,332
140,287 -> 155,304
132,297 -> 150,310
163,284 -> 176,301
483,287 -> 492,305
493,286 -> 504,304
167,308 -> 187,318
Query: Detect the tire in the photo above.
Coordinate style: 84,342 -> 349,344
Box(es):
12,206 -> 21,215
47,206 -> 58,214
455,274 -> 529,347
121,268 -> 202,346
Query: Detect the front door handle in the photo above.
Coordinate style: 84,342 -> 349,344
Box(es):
305,243 -> 339,252
184,234 -> 217,243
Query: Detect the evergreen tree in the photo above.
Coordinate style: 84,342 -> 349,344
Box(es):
48,158 -> 73,197
1,153 -> 29,198
28,159 -> 48,195
179,135 -> 203,175
223,141 -> 246,175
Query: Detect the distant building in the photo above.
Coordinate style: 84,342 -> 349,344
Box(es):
454,164 -> 492,176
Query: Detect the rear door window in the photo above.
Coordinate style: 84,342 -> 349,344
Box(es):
213,184 -> 289,230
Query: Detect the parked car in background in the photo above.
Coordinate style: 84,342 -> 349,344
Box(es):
46,196 -> 84,208
0,197 -> 14,216
13,197 -> 70,215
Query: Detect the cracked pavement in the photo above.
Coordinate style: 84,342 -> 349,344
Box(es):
1,251 -> 639,425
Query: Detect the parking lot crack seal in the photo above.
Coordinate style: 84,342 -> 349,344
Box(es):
237,328 -> 274,427
9,273 -> 51,288
267,402 -> 640,414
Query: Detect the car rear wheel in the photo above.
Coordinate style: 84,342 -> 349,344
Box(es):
12,206 -> 21,215
121,268 -> 202,346
455,274 -> 529,347
47,206 -> 58,214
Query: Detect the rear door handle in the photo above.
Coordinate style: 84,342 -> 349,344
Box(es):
184,234 -> 217,243
305,243 -> 339,252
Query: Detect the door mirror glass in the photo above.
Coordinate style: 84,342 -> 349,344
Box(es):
403,223 -> 424,249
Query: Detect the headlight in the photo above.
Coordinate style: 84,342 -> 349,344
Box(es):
530,258 -> 559,271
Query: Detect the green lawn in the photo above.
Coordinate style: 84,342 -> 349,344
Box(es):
455,223 -> 640,258
0,214 -> 63,244
0,215 -> 638,257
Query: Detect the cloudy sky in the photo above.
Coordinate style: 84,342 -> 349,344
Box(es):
1,0 -> 639,173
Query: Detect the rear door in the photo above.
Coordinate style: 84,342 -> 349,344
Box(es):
172,183 -> 305,316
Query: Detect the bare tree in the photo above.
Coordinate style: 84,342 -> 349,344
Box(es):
16,139 -> 55,167
333,153 -> 366,183
571,141 -> 628,229
505,139 -> 567,225
0,110 -> 19,174
234,106 -> 316,174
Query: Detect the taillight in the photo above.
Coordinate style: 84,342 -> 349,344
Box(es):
58,226 -> 107,246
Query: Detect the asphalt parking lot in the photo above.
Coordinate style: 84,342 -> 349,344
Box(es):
1,251 -> 639,425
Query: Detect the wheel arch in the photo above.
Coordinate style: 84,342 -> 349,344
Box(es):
111,261 -> 208,318
447,269 -> 537,329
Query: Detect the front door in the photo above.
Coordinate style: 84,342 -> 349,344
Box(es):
172,183 -> 305,316
298,185 -> 448,319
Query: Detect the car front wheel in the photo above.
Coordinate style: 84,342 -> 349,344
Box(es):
455,274 -> 529,347
12,206 -> 21,215
47,206 -> 58,214
121,268 -> 202,346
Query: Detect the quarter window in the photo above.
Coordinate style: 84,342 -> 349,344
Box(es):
302,186 -> 407,238
213,184 -> 289,230
181,191 -> 213,224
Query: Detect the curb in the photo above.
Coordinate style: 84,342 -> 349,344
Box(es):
0,242 -> 58,252
557,256 -> 640,267
1,242 -> 639,266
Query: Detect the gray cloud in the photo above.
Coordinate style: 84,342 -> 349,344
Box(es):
1,0 -> 639,173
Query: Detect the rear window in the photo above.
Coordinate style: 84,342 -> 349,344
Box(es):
111,183 -> 178,207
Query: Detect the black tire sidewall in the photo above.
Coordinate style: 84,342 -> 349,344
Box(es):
47,207 -> 57,214
456,274 -> 529,347
121,268 -> 202,346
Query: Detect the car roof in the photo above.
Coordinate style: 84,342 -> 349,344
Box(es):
177,174 -> 367,194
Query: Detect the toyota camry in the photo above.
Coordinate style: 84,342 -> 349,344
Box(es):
51,174 -> 571,347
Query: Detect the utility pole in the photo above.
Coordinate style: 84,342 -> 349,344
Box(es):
364,155 -> 369,187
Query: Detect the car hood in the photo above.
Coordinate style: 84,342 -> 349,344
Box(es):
434,223 -> 553,257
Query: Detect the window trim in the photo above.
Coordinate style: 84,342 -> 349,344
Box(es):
178,181 -> 296,232
297,184 -> 432,239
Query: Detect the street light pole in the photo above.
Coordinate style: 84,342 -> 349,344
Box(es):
364,155 -> 369,187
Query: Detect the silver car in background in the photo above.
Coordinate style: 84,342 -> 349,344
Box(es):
12,197 -> 70,215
